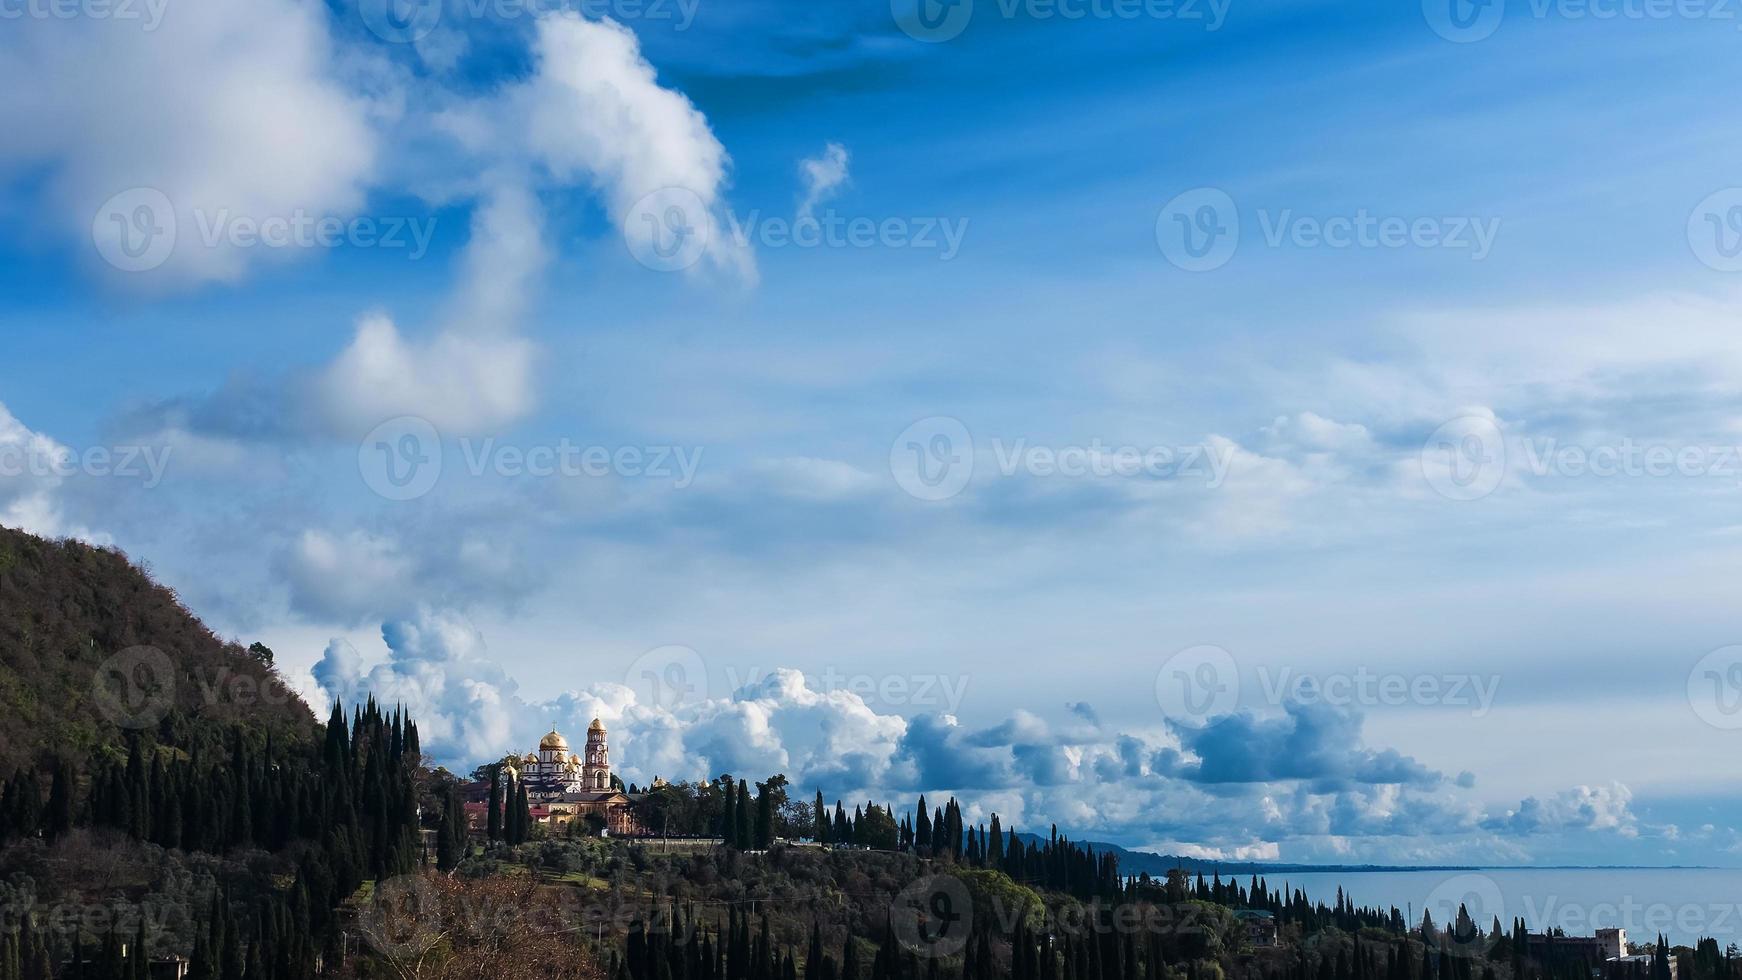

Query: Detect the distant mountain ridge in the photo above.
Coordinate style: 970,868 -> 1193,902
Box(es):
1011,833 -> 1485,876
1013,834 -> 1717,874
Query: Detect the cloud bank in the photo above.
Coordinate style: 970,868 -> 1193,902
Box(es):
311,609 -> 1662,864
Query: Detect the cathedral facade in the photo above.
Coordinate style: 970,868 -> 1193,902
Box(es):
484,718 -> 642,836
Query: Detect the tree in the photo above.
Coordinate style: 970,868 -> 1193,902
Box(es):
721,776 -> 738,844
754,781 -> 775,849
858,804 -> 898,851
436,784 -> 465,872
487,767 -> 503,842
45,762 -> 72,842
510,775 -> 531,845
734,780 -> 753,850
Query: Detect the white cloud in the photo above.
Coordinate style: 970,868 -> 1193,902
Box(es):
309,615 -> 1672,863
0,0 -> 379,287
312,312 -> 538,437
798,142 -> 850,220
313,608 -> 519,764
277,521 -> 535,624
1262,412 -> 1376,457
512,14 -> 755,283
310,181 -> 543,437
282,529 -> 416,623
1484,782 -> 1643,838
747,457 -> 881,501
0,402 -> 109,544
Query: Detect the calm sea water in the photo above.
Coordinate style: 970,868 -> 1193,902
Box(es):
1268,869 -> 1742,949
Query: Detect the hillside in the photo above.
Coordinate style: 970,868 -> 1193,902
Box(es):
0,524 -> 316,772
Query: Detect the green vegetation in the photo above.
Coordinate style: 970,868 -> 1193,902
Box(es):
0,526 -> 1736,980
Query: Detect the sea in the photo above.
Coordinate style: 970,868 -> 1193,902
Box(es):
1268,868 -> 1742,949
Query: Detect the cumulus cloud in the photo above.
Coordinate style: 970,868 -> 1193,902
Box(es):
314,609 -> 520,764
0,402 -> 111,544
798,143 -> 850,220
0,0 -> 379,287
282,529 -> 416,623
309,618 -> 1657,863
512,14 -> 754,283
278,524 -> 534,624
300,14 -> 755,433
22,8 -> 750,444
1162,702 -> 1443,788
311,311 -> 538,437
1482,783 -> 1642,837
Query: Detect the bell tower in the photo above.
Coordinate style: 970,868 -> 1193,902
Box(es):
583,717 -> 611,791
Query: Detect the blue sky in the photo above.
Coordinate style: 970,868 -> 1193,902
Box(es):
3,0 -> 1742,867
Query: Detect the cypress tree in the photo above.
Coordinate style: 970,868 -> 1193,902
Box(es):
916,795 -> 932,852
511,775 -> 531,845
436,783 -> 462,872
487,766 -> 503,842
754,783 -> 774,850
723,779 -> 739,847
127,917 -> 148,980
45,763 -> 72,843
735,782 -> 753,851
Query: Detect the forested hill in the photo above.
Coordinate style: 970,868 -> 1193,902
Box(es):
0,525 -> 316,772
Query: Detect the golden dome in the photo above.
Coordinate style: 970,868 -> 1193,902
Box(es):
589,717 -> 605,731
540,729 -> 569,750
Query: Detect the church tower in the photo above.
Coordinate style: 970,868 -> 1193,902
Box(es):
583,717 -> 611,791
